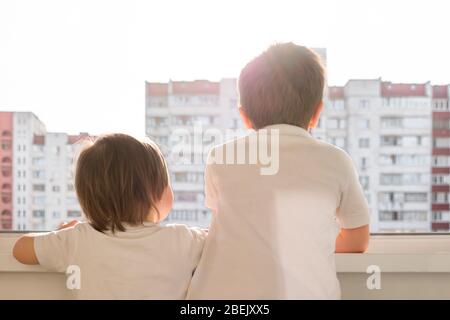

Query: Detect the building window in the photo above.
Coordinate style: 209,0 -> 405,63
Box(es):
1,192 -> 12,204
357,119 -> 370,129
433,156 -> 450,167
432,174 -> 450,185
327,118 -> 346,130
359,157 -> 368,169
359,176 -> 369,189
174,191 -> 198,202
67,210 -> 81,218
432,192 -> 450,203
32,157 -> 45,165
33,184 -> 45,192
1,141 -> 11,150
379,154 -> 429,166
432,211 -> 450,221
359,99 -> 370,109
380,136 -> 400,146
67,197 -> 78,205
2,157 -> 11,164
1,210 -> 11,217
380,211 -> 428,222
32,210 -> 45,218
403,135 -> 428,147
33,170 -> 45,179
380,173 -> 429,186
169,210 -> 199,222
381,117 -> 402,128
381,117 -> 429,129
433,137 -> 450,148
1,183 -> 11,190
405,193 -> 428,202
327,100 -> 345,110
32,196 -> 45,206
358,138 -> 370,148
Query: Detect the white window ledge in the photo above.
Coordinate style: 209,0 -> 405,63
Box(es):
2,233 -> 450,299
337,234 -> 450,273
2,233 -> 450,273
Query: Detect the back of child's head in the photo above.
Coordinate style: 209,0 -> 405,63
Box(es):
238,42 -> 325,129
75,134 -> 169,232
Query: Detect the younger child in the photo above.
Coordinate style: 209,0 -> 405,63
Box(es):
13,134 -> 206,299
188,43 -> 370,299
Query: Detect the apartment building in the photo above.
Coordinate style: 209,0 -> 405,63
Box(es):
0,112 -> 15,230
0,111 -> 88,231
431,85 -> 450,231
316,79 -> 434,232
30,132 -> 87,230
145,79 -> 241,228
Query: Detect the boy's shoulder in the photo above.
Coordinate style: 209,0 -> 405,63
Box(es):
206,130 -> 352,166
313,137 -> 350,157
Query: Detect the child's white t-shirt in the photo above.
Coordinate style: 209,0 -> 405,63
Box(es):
33,221 -> 206,299
187,124 -> 370,299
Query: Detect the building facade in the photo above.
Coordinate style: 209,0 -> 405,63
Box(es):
316,80 -> 436,232
145,79 -> 241,228
431,85 -> 450,231
0,112 -> 14,230
0,111 -> 87,231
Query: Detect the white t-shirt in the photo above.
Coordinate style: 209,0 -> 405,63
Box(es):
187,124 -> 370,299
34,221 -> 206,299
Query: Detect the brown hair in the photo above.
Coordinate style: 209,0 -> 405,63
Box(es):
238,42 -> 325,129
75,134 -> 169,233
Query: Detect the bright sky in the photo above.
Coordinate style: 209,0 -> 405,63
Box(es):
0,0 -> 449,136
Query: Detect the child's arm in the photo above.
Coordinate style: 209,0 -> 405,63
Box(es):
12,234 -> 39,265
12,220 -> 79,265
335,225 -> 369,253
335,152 -> 371,253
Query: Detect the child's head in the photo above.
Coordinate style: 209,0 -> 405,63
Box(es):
238,42 -> 325,130
75,134 -> 172,232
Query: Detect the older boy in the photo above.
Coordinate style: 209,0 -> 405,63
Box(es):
188,43 -> 370,299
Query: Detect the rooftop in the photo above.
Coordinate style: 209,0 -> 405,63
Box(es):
433,85 -> 449,99
328,86 -> 345,100
381,82 -> 428,97
146,80 -> 220,96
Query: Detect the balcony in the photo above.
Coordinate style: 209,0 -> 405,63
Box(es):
432,221 -> 450,232
432,203 -> 450,211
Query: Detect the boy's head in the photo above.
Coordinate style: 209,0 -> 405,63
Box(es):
75,134 -> 172,232
238,42 -> 325,130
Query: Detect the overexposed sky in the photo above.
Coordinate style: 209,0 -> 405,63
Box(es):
0,0 -> 449,136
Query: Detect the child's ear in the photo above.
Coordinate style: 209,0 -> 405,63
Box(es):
239,107 -> 254,129
308,101 -> 324,130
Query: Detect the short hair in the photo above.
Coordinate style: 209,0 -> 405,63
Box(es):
238,42 -> 325,129
75,134 -> 169,233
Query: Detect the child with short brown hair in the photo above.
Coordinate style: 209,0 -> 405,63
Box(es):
13,134 -> 206,299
